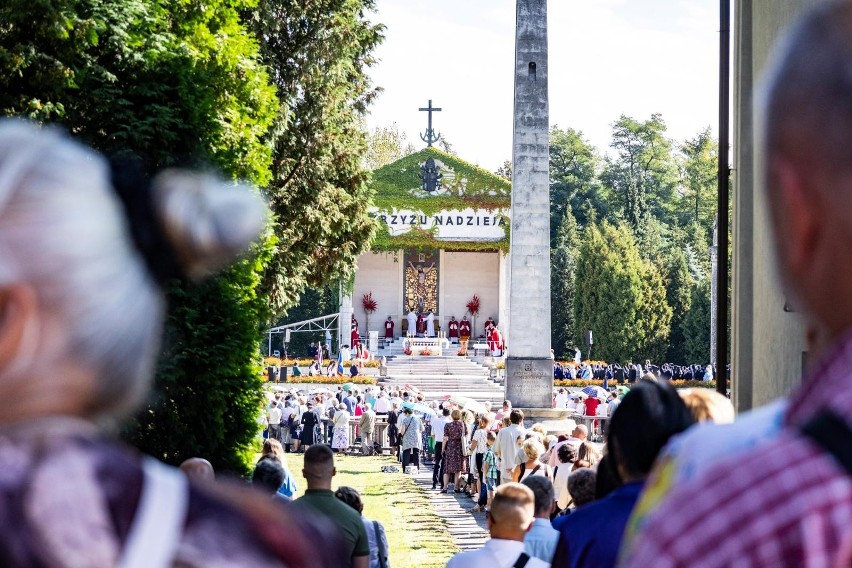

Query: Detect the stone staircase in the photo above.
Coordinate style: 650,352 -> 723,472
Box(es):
379,353 -> 506,406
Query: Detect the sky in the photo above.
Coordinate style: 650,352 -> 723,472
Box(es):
365,0 -> 722,171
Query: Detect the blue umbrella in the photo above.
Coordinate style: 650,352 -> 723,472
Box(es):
411,402 -> 436,416
581,385 -> 608,399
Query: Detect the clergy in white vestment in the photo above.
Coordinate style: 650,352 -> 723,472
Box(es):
406,310 -> 417,337
425,311 -> 436,337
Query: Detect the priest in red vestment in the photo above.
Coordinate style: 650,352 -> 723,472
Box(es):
447,316 -> 459,339
384,316 -> 395,339
459,316 -> 472,339
484,316 -> 496,336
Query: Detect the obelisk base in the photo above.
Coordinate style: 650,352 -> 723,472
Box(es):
505,357 -> 553,409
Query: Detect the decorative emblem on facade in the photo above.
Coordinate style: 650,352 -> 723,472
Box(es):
420,158 -> 443,193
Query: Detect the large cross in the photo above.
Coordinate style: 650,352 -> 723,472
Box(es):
419,99 -> 442,147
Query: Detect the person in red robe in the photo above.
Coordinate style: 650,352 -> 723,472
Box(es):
416,312 -> 426,335
351,326 -> 360,348
484,316 -> 496,337
384,316 -> 395,339
490,327 -> 503,355
447,316 -> 459,340
459,316 -> 472,339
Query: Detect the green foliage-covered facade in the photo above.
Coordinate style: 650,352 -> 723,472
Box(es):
369,147 -> 512,252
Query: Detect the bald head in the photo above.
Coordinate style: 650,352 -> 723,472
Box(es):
572,424 -> 588,439
765,2 -> 852,180
179,457 -> 215,482
764,1 -> 852,337
487,482 -> 535,541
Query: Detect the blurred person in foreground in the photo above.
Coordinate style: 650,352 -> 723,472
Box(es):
678,388 -> 736,424
0,120 -> 342,566
445,482 -> 550,568
552,380 -> 694,568
621,4 -> 852,566
179,457 -> 215,482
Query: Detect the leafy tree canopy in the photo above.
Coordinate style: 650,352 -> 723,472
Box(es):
600,114 -> 679,233
549,126 -> 603,238
364,122 -> 415,171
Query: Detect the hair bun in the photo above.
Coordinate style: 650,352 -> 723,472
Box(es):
152,170 -> 267,281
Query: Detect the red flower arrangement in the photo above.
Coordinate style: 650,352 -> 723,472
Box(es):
466,294 -> 481,317
466,294 -> 481,335
362,292 -> 377,332
362,292 -> 378,313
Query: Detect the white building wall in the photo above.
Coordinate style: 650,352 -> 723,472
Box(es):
442,252 -> 500,339
352,252 -> 402,337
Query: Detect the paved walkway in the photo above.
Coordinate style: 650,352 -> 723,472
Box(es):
411,462 -> 489,552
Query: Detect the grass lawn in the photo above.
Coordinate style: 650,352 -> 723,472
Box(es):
282,452 -> 457,567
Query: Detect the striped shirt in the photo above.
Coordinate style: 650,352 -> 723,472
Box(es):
621,331 -> 852,568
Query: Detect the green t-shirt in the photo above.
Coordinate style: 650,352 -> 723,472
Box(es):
296,489 -> 370,563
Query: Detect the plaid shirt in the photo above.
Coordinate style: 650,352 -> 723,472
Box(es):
483,447 -> 499,481
621,332 -> 852,568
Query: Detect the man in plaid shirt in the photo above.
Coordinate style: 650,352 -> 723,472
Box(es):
621,3 -> 852,567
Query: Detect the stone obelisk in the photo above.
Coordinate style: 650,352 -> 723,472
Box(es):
505,0 -> 552,409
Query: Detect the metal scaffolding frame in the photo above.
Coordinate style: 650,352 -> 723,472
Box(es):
266,314 -> 339,356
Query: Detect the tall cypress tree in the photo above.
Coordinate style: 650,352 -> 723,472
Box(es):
551,211 -> 578,358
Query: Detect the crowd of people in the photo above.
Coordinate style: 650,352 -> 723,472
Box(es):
553,360 -> 728,383
438,379 -> 735,567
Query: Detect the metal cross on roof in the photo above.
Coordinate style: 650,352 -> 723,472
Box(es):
419,99 -> 442,147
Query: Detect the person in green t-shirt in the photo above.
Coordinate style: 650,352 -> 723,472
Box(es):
295,445 -> 370,568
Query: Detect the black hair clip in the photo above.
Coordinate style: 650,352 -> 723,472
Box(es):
107,154 -> 185,287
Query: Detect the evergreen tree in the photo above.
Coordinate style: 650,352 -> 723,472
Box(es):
638,259 -> 674,363
663,245 -> 694,363
575,223 -> 671,362
551,211 -> 579,358
248,0 -> 384,315
575,223 -> 640,363
681,278 -> 712,364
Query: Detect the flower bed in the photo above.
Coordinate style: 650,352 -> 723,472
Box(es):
269,376 -> 377,385
263,357 -> 380,368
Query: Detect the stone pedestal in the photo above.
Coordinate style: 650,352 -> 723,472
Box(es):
505,357 -> 552,408
516,408 -> 576,436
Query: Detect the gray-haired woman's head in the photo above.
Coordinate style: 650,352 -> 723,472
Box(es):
0,120 -> 266,421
